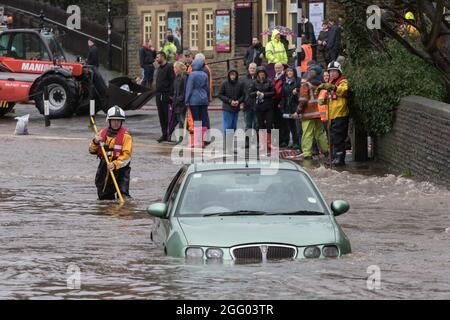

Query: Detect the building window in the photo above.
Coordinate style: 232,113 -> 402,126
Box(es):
157,12 -> 166,49
289,0 -> 297,47
268,14 -> 277,29
266,0 -> 278,29
189,10 -> 199,50
204,10 -> 214,51
266,0 -> 276,12
143,13 -> 152,43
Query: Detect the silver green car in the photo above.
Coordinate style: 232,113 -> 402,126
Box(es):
147,160 -> 351,262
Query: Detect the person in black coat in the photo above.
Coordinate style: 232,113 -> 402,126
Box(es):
326,18 -> 341,63
280,66 -> 301,149
300,17 -> 317,61
317,22 -> 329,65
249,67 -> 275,150
173,61 -> 188,143
87,38 -> 99,69
244,37 -> 265,67
218,69 -> 245,133
139,39 -> 156,88
155,51 -> 175,143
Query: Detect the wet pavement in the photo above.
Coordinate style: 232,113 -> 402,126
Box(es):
1,103 -> 450,299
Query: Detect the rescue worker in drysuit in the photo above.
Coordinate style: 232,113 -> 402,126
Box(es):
89,106 -> 133,200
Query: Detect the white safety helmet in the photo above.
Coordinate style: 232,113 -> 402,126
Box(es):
106,106 -> 125,121
327,61 -> 343,74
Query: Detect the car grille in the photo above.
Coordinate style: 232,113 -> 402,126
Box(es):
267,246 -> 296,260
231,244 -> 297,262
233,246 -> 262,260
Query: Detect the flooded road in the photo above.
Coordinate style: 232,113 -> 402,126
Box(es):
1,104 -> 449,299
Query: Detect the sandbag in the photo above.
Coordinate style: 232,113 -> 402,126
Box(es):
14,114 -> 29,135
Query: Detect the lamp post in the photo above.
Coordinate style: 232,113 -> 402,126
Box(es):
296,0 -> 303,77
107,0 -> 112,70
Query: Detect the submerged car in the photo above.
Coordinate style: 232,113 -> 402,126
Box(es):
147,160 -> 351,262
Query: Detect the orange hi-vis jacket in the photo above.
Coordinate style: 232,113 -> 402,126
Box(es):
89,127 -> 133,169
300,44 -> 313,73
317,89 -> 328,121
298,81 -> 326,121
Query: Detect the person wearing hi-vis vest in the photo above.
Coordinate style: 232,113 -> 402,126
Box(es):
297,70 -> 329,161
299,36 -> 313,74
317,70 -> 330,132
316,61 -> 349,166
89,106 -> 133,200
265,29 -> 288,80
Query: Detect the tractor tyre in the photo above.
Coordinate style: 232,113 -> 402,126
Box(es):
34,75 -> 78,119
0,102 -> 15,117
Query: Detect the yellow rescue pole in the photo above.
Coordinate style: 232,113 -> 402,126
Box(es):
327,92 -> 333,169
90,116 -> 125,204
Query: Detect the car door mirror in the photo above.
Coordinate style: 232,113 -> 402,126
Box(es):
147,202 -> 168,218
331,200 -> 349,216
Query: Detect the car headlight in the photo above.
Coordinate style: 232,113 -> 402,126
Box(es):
323,245 -> 339,258
185,247 -> 204,258
304,246 -> 321,258
206,248 -> 223,259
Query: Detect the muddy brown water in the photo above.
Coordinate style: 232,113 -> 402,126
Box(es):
0,106 -> 449,299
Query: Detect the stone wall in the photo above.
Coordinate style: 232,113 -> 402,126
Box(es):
127,0 -> 344,93
376,96 -> 450,186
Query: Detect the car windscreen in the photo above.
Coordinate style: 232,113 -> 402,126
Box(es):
176,169 -> 327,216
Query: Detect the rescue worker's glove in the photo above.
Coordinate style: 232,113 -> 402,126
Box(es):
315,83 -> 336,95
93,135 -> 102,145
107,162 -> 115,171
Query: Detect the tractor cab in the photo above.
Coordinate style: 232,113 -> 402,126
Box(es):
0,28 -> 153,119
0,28 -> 66,62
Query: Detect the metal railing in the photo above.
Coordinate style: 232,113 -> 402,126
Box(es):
208,56 -> 246,81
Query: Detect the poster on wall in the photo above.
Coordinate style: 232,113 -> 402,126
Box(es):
215,10 -> 231,52
309,1 -> 324,39
167,12 -> 183,49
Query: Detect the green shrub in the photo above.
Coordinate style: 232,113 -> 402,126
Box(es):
345,40 -> 446,136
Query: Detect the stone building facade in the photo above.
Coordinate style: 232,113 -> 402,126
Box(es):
127,0 -> 342,77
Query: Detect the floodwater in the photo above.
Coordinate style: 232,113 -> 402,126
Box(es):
0,105 -> 449,299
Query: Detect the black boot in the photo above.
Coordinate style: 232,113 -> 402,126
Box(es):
157,135 -> 167,143
332,152 -> 346,166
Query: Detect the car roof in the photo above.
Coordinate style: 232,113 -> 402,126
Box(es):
185,159 -> 304,173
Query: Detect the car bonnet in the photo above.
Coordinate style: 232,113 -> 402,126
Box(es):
177,215 -> 336,247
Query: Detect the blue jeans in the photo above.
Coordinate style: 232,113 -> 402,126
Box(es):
222,111 -> 239,132
141,65 -> 154,87
244,109 -> 258,131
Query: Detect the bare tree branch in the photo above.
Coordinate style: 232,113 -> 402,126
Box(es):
416,0 -> 429,42
444,0 -> 450,10
425,0 -> 444,51
380,17 -> 434,63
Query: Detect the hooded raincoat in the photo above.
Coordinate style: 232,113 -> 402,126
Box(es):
265,29 -> 288,64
